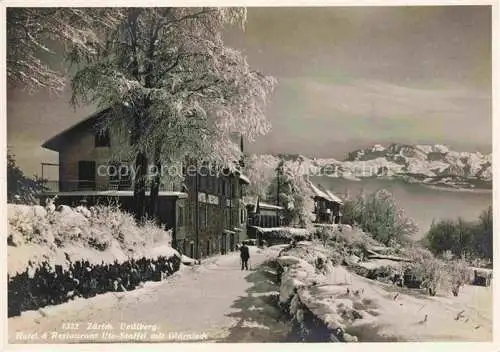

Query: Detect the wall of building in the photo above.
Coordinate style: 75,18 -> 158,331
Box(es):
178,169 -> 245,259
58,125 -> 131,191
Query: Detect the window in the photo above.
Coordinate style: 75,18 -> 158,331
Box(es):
190,242 -> 195,258
218,178 -> 223,195
191,203 -> 195,226
177,239 -> 184,254
232,209 -> 237,227
129,131 -> 134,146
95,128 -> 111,147
198,204 -> 209,230
225,207 -> 230,227
200,174 -> 208,191
212,176 -> 218,194
208,176 -> 215,194
178,206 -> 184,227
78,161 -> 96,190
232,182 -> 237,198
199,204 -> 206,229
205,205 -> 209,229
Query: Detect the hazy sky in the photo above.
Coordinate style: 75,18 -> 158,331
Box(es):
7,6 -> 492,176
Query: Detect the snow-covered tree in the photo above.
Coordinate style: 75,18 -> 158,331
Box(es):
342,189 -> 417,245
70,8 -> 276,222
7,151 -> 46,204
244,154 -> 279,198
267,158 -> 314,227
7,8 -> 123,93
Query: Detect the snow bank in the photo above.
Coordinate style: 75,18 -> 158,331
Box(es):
7,204 -> 178,275
181,255 -> 197,266
275,242 -> 359,342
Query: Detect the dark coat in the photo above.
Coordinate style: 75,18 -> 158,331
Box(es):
240,245 -> 250,260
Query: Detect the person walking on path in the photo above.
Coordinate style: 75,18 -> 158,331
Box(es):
239,241 -> 250,271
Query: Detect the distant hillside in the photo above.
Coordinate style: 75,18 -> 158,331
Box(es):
248,144 -> 492,190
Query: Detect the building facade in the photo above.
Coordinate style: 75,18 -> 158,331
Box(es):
176,163 -> 249,259
40,108 -> 250,260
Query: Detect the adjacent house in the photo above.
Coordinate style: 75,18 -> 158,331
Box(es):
309,182 -> 343,224
179,162 -> 250,258
245,196 -> 285,243
40,108 -> 250,260
246,198 -> 284,228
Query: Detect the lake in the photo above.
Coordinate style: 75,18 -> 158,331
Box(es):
312,176 -> 492,239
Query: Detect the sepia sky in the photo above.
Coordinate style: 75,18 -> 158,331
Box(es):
7,6 -> 492,176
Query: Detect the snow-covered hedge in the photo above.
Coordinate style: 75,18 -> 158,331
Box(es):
255,227 -> 312,245
7,203 -> 177,275
7,203 -> 183,316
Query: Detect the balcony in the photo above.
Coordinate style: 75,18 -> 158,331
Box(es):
41,179 -> 179,194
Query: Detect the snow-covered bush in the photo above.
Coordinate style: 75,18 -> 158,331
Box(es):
446,258 -> 471,296
257,227 -> 312,246
7,203 -> 175,275
402,247 -> 449,296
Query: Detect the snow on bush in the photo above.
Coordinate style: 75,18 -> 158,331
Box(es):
7,203 -> 177,275
401,245 -> 471,296
283,241 -> 341,272
256,226 -> 311,239
276,245 -> 360,342
277,255 -> 302,266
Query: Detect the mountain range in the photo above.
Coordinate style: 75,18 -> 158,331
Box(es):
247,143 -> 492,190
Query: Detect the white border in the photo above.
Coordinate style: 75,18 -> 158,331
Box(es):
1,1 -> 498,352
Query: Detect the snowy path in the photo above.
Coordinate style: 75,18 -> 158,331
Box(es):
9,246 -> 290,343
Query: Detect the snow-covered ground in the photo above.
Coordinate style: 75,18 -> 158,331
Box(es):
323,266 -> 492,341
9,246 -> 290,343
278,243 -> 492,342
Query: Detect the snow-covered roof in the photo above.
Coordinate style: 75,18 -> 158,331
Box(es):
309,182 -> 331,200
324,190 -> 344,205
239,173 -> 251,184
309,182 -> 343,204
